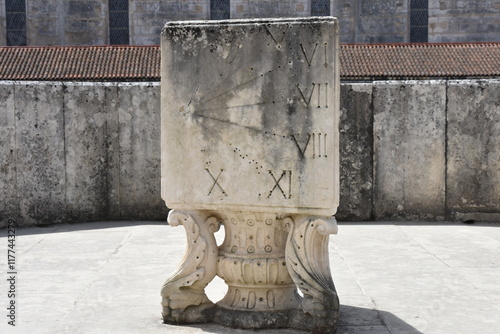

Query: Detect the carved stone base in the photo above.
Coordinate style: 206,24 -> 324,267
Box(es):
213,307 -> 338,333
161,210 -> 220,324
161,210 -> 339,333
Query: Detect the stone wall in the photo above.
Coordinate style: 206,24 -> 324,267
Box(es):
129,0 -> 208,45
429,0 -> 500,42
26,0 -> 108,46
230,0 -> 312,19
0,82 -> 168,228
333,0 -> 409,43
446,81 -> 500,221
1,79 -> 499,227
335,0 -> 500,44
372,81 -> 447,220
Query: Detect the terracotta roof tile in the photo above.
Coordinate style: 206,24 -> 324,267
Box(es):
0,45 -> 161,81
340,43 -> 500,79
0,43 -> 499,81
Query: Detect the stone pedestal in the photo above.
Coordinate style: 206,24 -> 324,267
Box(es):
160,17 -> 340,333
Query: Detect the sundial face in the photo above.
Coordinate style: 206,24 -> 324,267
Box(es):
161,18 -> 339,215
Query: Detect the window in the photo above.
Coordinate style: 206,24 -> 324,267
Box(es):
210,0 -> 230,20
410,0 -> 428,42
109,0 -> 129,45
6,0 -> 27,46
311,0 -> 330,16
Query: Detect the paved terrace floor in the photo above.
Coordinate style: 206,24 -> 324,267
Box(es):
1,220 -> 499,334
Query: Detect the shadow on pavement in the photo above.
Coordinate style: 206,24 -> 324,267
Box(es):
0,220 -> 166,235
180,304 -> 423,334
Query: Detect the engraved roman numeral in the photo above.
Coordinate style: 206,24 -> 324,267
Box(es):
206,168 -> 228,196
265,24 -> 289,45
296,83 -> 315,107
268,170 -> 292,199
300,43 -> 318,66
324,42 -> 328,68
291,133 -> 311,157
314,133 -> 328,158
296,83 -> 329,108
291,133 -> 328,158
299,42 -> 328,67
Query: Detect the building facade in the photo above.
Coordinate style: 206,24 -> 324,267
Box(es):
0,0 -> 499,46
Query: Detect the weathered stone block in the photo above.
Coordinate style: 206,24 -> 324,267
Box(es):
63,83 -> 108,222
161,18 -> 340,216
373,81 -> 446,220
14,82 -> 66,226
103,84 -> 121,219
446,80 -> 500,221
0,82 -> 17,228
117,83 -> 167,220
338,84 -> 373,221
161,18 -> 340,332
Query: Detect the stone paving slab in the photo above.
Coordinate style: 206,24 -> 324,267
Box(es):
1,221 -> 499,334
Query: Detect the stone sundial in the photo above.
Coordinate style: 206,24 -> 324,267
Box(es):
161,17 -> 340,333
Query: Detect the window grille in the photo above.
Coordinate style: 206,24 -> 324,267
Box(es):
109,0 -> 129,45
210,0 -> 230,20
410,0 -> 428,42
311,0 -> 330,16
6,0 -> 27,46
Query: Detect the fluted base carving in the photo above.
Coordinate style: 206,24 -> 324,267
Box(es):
161,210 -> 339,333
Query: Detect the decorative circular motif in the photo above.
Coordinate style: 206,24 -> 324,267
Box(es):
265,245 -> 272,252
231,246 -> 238,253
247,219 -> 255,226
265,218 -> 273,225
247,246 -> 255,253
231,218 -> 237,225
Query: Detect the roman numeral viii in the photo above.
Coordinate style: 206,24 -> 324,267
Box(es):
291,133 -> 328,158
